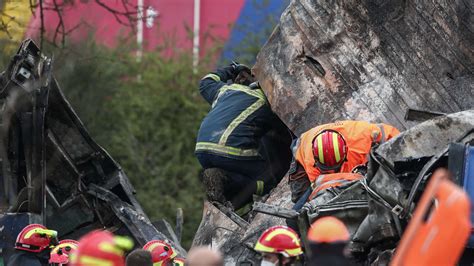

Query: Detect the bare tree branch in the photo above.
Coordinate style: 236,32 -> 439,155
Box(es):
94,0 -> 138,28
0,0 -> 140,47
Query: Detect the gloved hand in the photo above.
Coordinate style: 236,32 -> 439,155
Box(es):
221,65 -> 237,80
218,61 -> 251,82
231,61 -> 251,76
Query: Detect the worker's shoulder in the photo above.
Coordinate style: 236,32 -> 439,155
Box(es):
221,83 -> 267,99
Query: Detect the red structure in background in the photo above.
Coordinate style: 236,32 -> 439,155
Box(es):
26,0 -> 245,56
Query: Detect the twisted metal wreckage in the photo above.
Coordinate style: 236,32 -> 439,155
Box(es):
0,40 -> 186,262
0,0 -> 473,264
193,0 -> 474,264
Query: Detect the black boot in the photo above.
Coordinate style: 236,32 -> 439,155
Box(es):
201,168 -> 230,205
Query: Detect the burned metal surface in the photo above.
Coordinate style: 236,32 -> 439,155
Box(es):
193,176 -> 293,265
194,0 -> 473,263
0,40 -> 185,256
192,201 -> 249,265
353,110 -> 474,260
254,0 -> 473,135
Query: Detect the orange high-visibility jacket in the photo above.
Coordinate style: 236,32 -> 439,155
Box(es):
295,120 -> 400,184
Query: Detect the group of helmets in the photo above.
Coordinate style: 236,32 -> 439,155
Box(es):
15,223 -> 183,266
15,224 -> 78,265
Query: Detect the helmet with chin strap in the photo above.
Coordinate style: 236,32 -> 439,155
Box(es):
254,226 -> 303,258
15,224 -> 58,253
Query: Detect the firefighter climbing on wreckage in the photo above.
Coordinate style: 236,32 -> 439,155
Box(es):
289,120 -> 400,211
195,62 -> 284,216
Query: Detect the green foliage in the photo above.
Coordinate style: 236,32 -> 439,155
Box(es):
45,40 -> 209,248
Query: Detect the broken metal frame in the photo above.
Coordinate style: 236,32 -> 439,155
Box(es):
0,39 -> 185,255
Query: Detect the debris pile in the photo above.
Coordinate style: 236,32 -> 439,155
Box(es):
193,0 -> 474,264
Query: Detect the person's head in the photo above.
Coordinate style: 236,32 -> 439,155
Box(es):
143,240 -> 176,266
307,216 -> 349,244
307,216 -> 351,265
312,130 -> 347,174
70,230 -> 133,266
254,226 -> 303,266
187,246 -> 223,266
49,239 -> 79,265
126,249 -> 153,266
15,224 -> 58,253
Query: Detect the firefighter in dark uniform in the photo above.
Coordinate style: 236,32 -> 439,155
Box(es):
195,63 -> 281,215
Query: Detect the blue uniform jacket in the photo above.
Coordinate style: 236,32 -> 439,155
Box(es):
195,67 -> 276,160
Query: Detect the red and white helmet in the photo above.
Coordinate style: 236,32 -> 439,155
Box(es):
254,226 -> 303,257
49,239 -> 79,265
15,224 -> 57,253
143,240 -> 177,266
71,230 -> 133,266
312,130 -> 347,172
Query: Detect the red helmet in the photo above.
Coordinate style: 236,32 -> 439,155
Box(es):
307,216 -> 350,243
143,240 -> 177,266
15,224 -> 58,253
49,239 -> 79,264
254,226 -> 303,257
312,130 -> 347,172
71,230 -> 133,266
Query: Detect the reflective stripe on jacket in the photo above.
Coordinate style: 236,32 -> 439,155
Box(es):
196,69 -> 275,159
295,120 -> 400,183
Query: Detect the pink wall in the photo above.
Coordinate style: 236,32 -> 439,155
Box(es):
26,0 -> 245,55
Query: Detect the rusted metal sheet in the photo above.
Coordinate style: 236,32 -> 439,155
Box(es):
254,0 -> 473,135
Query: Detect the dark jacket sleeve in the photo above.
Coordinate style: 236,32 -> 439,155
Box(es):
289,160 -> 311,203
288,138 -> 310,203
199,67 -> 235,105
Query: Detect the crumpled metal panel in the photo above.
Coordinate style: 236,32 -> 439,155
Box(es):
194,0 -> 474,261
353,110 -> 474,258
192,201 -> 248,265
0,40 -> 185,255
192,176 -> 293,264
376,110 -> 474,166
254,0 -> 473,135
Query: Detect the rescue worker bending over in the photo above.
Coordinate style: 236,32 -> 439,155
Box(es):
254,226 -> 303,266
196,63 -> 282,215
289,120 -> 400,209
